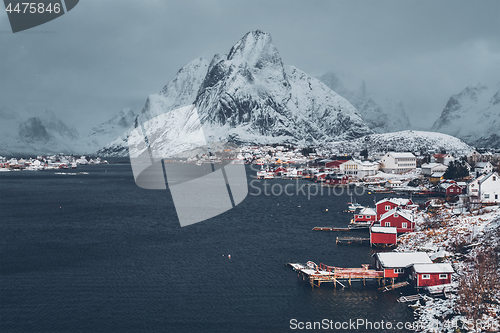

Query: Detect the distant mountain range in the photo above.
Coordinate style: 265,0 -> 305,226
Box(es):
431,82 -> 500,148
0,107 -> 136,156
318,72 -> 411,134
0,31 -> 496,157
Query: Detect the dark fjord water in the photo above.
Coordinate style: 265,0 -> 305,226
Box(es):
1,165 -> 414,332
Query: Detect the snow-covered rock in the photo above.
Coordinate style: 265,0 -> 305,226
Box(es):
431,83 -> 500,148
98,30 -> 372,157
325,130 -> 474,156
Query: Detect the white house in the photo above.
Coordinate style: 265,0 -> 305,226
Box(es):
380,152 -> 416,174
474,162 -> 493,177
431,153 -> 455,165
468,172 -> 500,204
340,159 -> 379,178
421,163 -> 447,176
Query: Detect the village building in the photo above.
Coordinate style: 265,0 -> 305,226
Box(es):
468,172 -> 500,204
324,160 -> 348,173
337,159 -> 379,179
380,152 -> 416,174
324,174 -> 349,185
375,198 -> 414,220
429,172 -> 445,184
370,226 -> 397,247
374,252 -> 432,279
474,161 -> 494,177
385,179 -> 403,189
437,180 -> 464,198
377,207 -> 415,233
353,207 -> 377,224
421,162 -> 447,176
409,263 -> 454,288
431,153 -> 454,165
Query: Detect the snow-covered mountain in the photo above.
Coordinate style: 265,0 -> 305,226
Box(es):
0,107 -> 80,156
99,30 -> 372,157
431,83 -> 500,148
80,108 -> 137,153
326,130 -> 474,156
318,72 -> 411,133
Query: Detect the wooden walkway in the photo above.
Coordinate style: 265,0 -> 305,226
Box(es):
288,262 -> 384,288
336,237 -> 370,245
378,281 -> 409,292
312,226 -> 367,231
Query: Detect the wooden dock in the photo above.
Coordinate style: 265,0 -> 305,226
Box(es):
378,281 -> 409,292
312,227 -> 367,231
336,237 -> 370,245
288,262 -> 384,288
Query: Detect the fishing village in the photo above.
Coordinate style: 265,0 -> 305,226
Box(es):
247,144 -> 500,332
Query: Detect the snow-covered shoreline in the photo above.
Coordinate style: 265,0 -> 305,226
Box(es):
396,205 -> 500,332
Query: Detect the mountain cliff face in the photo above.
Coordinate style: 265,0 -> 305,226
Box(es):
431,83 -> 500,148
318,72 -> 411,134
99,30 -> 372,157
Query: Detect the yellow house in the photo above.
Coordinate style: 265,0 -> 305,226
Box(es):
429,172 -> 445,184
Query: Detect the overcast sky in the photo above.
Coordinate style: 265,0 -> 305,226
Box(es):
1,0 -> 499,134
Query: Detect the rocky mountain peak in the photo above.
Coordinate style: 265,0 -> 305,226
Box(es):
227,30 -> 282,69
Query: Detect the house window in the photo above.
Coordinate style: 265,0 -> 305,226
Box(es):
385,205 -> 390,211
394,268 -> 404,274
450,189 -> 454,193
422,274 -> 430,279
358,215 -> 363,218
493,176 -> 496,181
365,216 -> 371,219
402,222 -> 407,228
394,213 -> 399,217
485,194 -> 490,199
439,274 -> 448,279
385,222 -> 391,227
496,194 -> 498,200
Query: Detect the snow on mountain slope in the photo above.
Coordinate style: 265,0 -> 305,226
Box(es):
431,83 -> 500,148
138,58 -> 209,124
99,30 -> 372,157
318,72 -> 411,133
79,108 -> 137,153
326,130 -> 474,156
0,107 -> 80,156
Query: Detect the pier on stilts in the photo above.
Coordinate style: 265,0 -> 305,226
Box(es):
288,261 -> 384,289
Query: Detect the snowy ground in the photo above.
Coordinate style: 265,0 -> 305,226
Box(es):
396,205 -> 500,332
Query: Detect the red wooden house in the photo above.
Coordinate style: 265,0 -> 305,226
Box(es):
274,166 -> 287,176
438,180 -> 464,197
410,263 -> 454,288
375,198 -> 414,220
325,160 -> 348,172
374,252 -> 432,279
370,226 -> 397,247
354,207 -> 377,224
378,207 -> 415,233
325,174 -> 349,185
